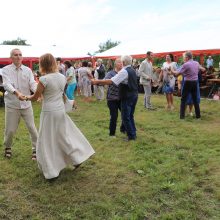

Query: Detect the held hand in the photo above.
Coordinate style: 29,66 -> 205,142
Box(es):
26,96 -> 32,101
18,94 -> 27,101
91,79 -> 97,85
14,90 -> 26,101
37,96 -> 42,102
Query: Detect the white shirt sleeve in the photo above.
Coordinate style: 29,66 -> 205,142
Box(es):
2,68 -> 16,93
111,68 -> 128,86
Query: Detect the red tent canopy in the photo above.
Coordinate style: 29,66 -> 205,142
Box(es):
95,49 -> 220,64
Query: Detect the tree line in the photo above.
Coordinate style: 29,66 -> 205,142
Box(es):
0,38 -> 120,54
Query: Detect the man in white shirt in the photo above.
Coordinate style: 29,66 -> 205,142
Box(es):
2,48 -> 38,159
139,51 -> 156,110
206,56 -> 213,69
92,55 -> 138,141
206,55 -> 214,74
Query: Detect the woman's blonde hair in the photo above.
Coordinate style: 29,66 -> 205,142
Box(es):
39,53 -> 58,74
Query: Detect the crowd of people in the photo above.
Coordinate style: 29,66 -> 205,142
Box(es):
1,48 -> 219,180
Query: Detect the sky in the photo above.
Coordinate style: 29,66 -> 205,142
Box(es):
0,0 -> 220,56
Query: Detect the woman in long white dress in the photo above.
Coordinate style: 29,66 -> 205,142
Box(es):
22,53 -> 95,179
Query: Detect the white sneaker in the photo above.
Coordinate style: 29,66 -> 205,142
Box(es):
189,112 -> 193,116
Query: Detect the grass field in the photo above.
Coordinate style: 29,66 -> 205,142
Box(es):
0,94 -> 219,220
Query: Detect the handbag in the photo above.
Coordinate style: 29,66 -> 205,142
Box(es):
63,94 -> 73,112
162,82 -> 170,93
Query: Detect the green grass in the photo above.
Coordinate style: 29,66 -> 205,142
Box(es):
0,94 -> 219,220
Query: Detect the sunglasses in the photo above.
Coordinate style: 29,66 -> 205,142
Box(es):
13,54 -> 22,56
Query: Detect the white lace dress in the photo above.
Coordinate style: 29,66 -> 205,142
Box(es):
37,73 -> 95,179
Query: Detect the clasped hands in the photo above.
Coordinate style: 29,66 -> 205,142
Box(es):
14,90 -> 43,102
17,92 -> 30,101
14,91 -> 29,101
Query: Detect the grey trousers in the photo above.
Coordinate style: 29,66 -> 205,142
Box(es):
143,84 -> 152,108
4,106 -> 38,150
94,85 -> 104,100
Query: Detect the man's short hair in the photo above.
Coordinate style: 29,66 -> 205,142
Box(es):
184,51 -> 193,60
56,57 -> 62,62
146,51 -> 152,56
10,48 -> 21,57
121,55 -> 132,66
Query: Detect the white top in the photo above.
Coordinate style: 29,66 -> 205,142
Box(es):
206,58 -> 213,68
40,73 -> 66,112
66,66 -> 76,84
78,67 -> 91,80
162,61 -> 177,87
94,69 -> 98,79
111,65 -> 130,86
2,63 -> 37,109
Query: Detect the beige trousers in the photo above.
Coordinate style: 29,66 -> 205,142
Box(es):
94,85 -> 104,100
4,106 -> 38,150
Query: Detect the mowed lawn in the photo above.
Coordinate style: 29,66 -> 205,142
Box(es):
0,94 -> 219,220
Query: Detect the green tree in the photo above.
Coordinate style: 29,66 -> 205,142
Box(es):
97,39 -> 120,53
88,39 -> 121,55
87,39 -> 121,56
1,37 -> 30,45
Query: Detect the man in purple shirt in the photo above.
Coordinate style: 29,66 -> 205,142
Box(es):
172,51 -> 205,119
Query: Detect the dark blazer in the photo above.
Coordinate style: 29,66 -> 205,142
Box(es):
97,64 -> 106,79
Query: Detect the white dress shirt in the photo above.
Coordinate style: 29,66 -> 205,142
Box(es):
2,63 -> 37,109
111,65 -> 130,86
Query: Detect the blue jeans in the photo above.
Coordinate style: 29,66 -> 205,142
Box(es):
121,95 -> 138,139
